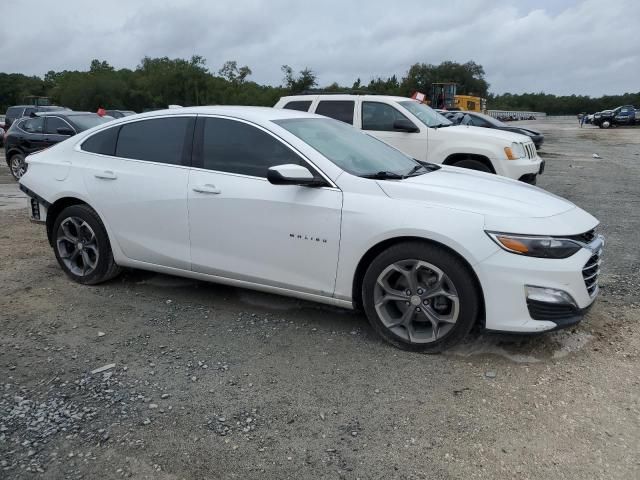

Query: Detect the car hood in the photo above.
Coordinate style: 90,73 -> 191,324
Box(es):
446,125 -> 531,143
500,126 -> 541,136
375,166 -> 598,234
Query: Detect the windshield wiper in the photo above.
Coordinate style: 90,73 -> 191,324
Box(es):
360,171 -> 405,180
432,123 -> 452,128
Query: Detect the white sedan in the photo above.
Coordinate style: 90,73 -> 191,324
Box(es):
19,107 -> 603,352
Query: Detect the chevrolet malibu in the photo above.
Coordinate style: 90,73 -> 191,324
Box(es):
19,107 -> 603,352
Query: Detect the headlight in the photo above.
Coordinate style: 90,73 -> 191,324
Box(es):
486,232 -> 582,258
504,142 -> 525,160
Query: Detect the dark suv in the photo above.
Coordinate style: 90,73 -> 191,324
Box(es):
4,111 -> 112,180
4,105 -> 68,129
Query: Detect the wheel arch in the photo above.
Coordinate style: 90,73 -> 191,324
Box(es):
46,197 -> 90,246
442,153 -> 496,173
5,147 -> 25,163
351,236 -> 486,326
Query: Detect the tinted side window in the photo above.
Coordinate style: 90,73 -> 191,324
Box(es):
23,107 -> 36,117
20,117 -> 45,133
45,117 -> 73,134
6,107 -> 23,118
283,101 -> 312,112
116,117 -> 192,165
362,102 -> 415,131
315,101 -> 355,124
469,116 -> 489,127
82,127 -> 120,156
200,118 -> 302,177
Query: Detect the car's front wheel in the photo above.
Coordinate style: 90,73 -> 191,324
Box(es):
9,153 -> 27,180
53,204 -> 122,285
362,241 -> 480,352
452,158 -> 492,173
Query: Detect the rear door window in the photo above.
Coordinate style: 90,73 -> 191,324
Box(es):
82,127 -> 120,156
20,117 -> 45,133
315,101 -> 355,125
115,117 -> 194,166
283,101 -> 312,112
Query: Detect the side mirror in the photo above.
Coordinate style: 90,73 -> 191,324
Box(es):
393,119 -> 419,133
267,164 -> 325,187
56,127 -> 75,136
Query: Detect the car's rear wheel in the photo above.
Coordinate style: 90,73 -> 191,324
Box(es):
362,241 -> 480,352
9,153 -> 27,180
53,204 -> 121,285
451,158 -> 492,173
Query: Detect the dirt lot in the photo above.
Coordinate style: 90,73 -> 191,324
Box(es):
1,118 -> 639,479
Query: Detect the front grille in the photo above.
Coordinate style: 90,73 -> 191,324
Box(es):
582,246 -> 602,297
527,299 -> 578,320
524,143 -> 536,159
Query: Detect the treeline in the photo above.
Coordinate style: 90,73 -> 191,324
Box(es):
0,56 -> 636,115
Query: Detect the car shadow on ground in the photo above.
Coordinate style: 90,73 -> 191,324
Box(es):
115,269 -> 592,363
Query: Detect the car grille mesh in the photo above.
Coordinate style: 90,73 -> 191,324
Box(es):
582,245 -> 602,297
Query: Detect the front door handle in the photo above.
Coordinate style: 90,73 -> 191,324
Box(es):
192,184 -> 221,194
94,170 -> 117,180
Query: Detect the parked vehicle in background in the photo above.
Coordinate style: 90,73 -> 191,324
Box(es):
275,94 -> 543,183
0,115 -> 5,147
592,105 -> 638,128
4,105 -> 68,129
4,111 -> 112,180
19,106 -> 603,352
105,110 -> 137,119
443,111 -> 544,149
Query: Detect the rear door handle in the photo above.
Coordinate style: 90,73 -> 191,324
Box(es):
94,170 -> 117,180
192,184 -> 221,194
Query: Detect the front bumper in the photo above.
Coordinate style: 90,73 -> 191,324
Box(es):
497,155 -> 543,181
476,235 -> 603,333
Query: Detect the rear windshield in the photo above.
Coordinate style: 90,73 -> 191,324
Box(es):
67,114 -> 112,132
6,107 -> 24,117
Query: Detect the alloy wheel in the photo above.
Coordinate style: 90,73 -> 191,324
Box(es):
56,216 -> 100,276
10,155 -> 27,179
374,260 -> 460,344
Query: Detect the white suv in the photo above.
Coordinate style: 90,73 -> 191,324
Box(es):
274,95 -> 543,183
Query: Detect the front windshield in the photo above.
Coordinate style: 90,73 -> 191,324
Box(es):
274,117 -> 420,177
399,101 -> 452,127
69,114 -> 113,131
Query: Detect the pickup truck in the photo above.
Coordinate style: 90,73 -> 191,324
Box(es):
275,94 -> 544,184
592,105 -> 638,128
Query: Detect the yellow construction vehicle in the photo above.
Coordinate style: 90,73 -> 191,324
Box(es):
428,83 -> 486,112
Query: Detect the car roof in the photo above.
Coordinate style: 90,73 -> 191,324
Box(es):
112,106 -> 322,122
34,111 -> 95,117
280,94 -> 417,103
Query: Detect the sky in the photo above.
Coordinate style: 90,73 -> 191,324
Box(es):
1,0 -> 638,97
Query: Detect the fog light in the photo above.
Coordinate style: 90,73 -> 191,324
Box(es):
525,285 -> 577,308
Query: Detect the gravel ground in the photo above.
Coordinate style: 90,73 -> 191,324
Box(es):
1,117 -> 639,479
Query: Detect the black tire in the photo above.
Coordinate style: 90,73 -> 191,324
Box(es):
9,153 -> 27,181
52,204 -> 122,285
362,241 -> 480,353
451,158 -> 492,173
601,121 -> 611,129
